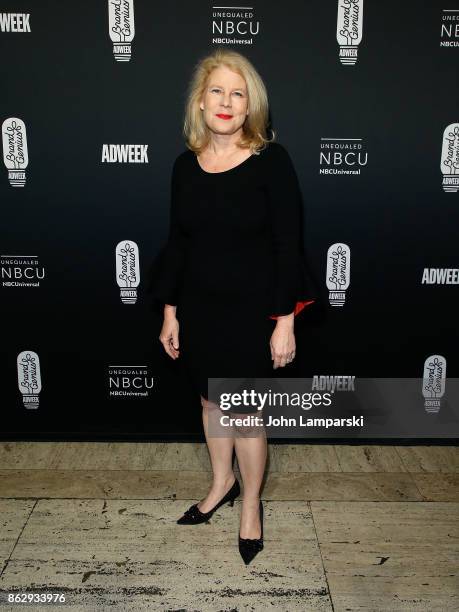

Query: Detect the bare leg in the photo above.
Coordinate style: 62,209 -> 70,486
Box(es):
197,395 -> 236,513
234,411 -> 267,539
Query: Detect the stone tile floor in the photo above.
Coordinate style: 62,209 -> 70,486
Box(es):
0,442 -> 458,611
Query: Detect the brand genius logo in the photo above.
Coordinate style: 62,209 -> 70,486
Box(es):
326,243 -> 351,307
422,355 -> 446,413
2,117 -> 29,187
108,0 -> 135,61
440,123 -> 459,192
17,351 -> 42,409
115,240 -> 140,304
336,0 -> 364,65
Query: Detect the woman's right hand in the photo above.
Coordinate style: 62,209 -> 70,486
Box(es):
159,315 -> 180,359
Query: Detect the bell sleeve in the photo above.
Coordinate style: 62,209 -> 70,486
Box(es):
148,157 -> 187,310
265,144 -> 316,320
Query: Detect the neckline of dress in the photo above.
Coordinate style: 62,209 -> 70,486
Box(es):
194,149 -> 257,175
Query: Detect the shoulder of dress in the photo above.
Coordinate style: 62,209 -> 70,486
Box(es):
258,141 -> 294,170
264,140 -> 285,151
174,149 -> 193,165
259,140 -> 290,160
171,149 -> 194,176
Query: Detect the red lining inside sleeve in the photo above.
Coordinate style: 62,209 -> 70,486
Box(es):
269,299 -> 315,320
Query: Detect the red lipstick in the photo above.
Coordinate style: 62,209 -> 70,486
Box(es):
216,114 -> 233,120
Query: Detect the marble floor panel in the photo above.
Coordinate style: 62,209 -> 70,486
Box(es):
0,498 -> 331,611
0,442 -> 457,611
311,500 -> 459,611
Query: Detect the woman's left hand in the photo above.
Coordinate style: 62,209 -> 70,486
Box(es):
270,317 -> 296,369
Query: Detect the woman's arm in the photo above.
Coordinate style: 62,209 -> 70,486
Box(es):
265,143 -> 315,321
151,157 -> 187,312
155,158 -> 186,359
264,144 -> 315,369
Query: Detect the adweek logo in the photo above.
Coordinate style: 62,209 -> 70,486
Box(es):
0,13 -> 31,32
102,144 -> 148,163
422,268 -> 459,285
312,376 -> 356,392
2,117 -> 28,187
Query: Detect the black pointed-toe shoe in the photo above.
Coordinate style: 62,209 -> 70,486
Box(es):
239,500 -> 264,565
177,477 -> 240,525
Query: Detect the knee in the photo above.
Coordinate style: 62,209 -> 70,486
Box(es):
200,395 -> 221,412
232,411 -> 265,436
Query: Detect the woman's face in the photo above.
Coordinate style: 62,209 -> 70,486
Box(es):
199,65 -> 249,137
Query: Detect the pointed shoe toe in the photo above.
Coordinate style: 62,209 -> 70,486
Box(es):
176,477 -> 240,525
238,500 -> 264,565
176,503 -> 209,525
238,537 -> 264,565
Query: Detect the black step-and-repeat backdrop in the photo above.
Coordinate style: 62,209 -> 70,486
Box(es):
1,1 -> 458,440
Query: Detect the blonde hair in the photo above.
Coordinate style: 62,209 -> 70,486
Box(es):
183,47 -> 275,155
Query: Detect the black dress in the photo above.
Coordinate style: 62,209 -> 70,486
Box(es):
151,141 -> 315,405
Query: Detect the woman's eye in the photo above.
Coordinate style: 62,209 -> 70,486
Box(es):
210,89 -> 243,96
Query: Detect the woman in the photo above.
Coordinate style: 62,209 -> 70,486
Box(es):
152,48 -> 315,565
